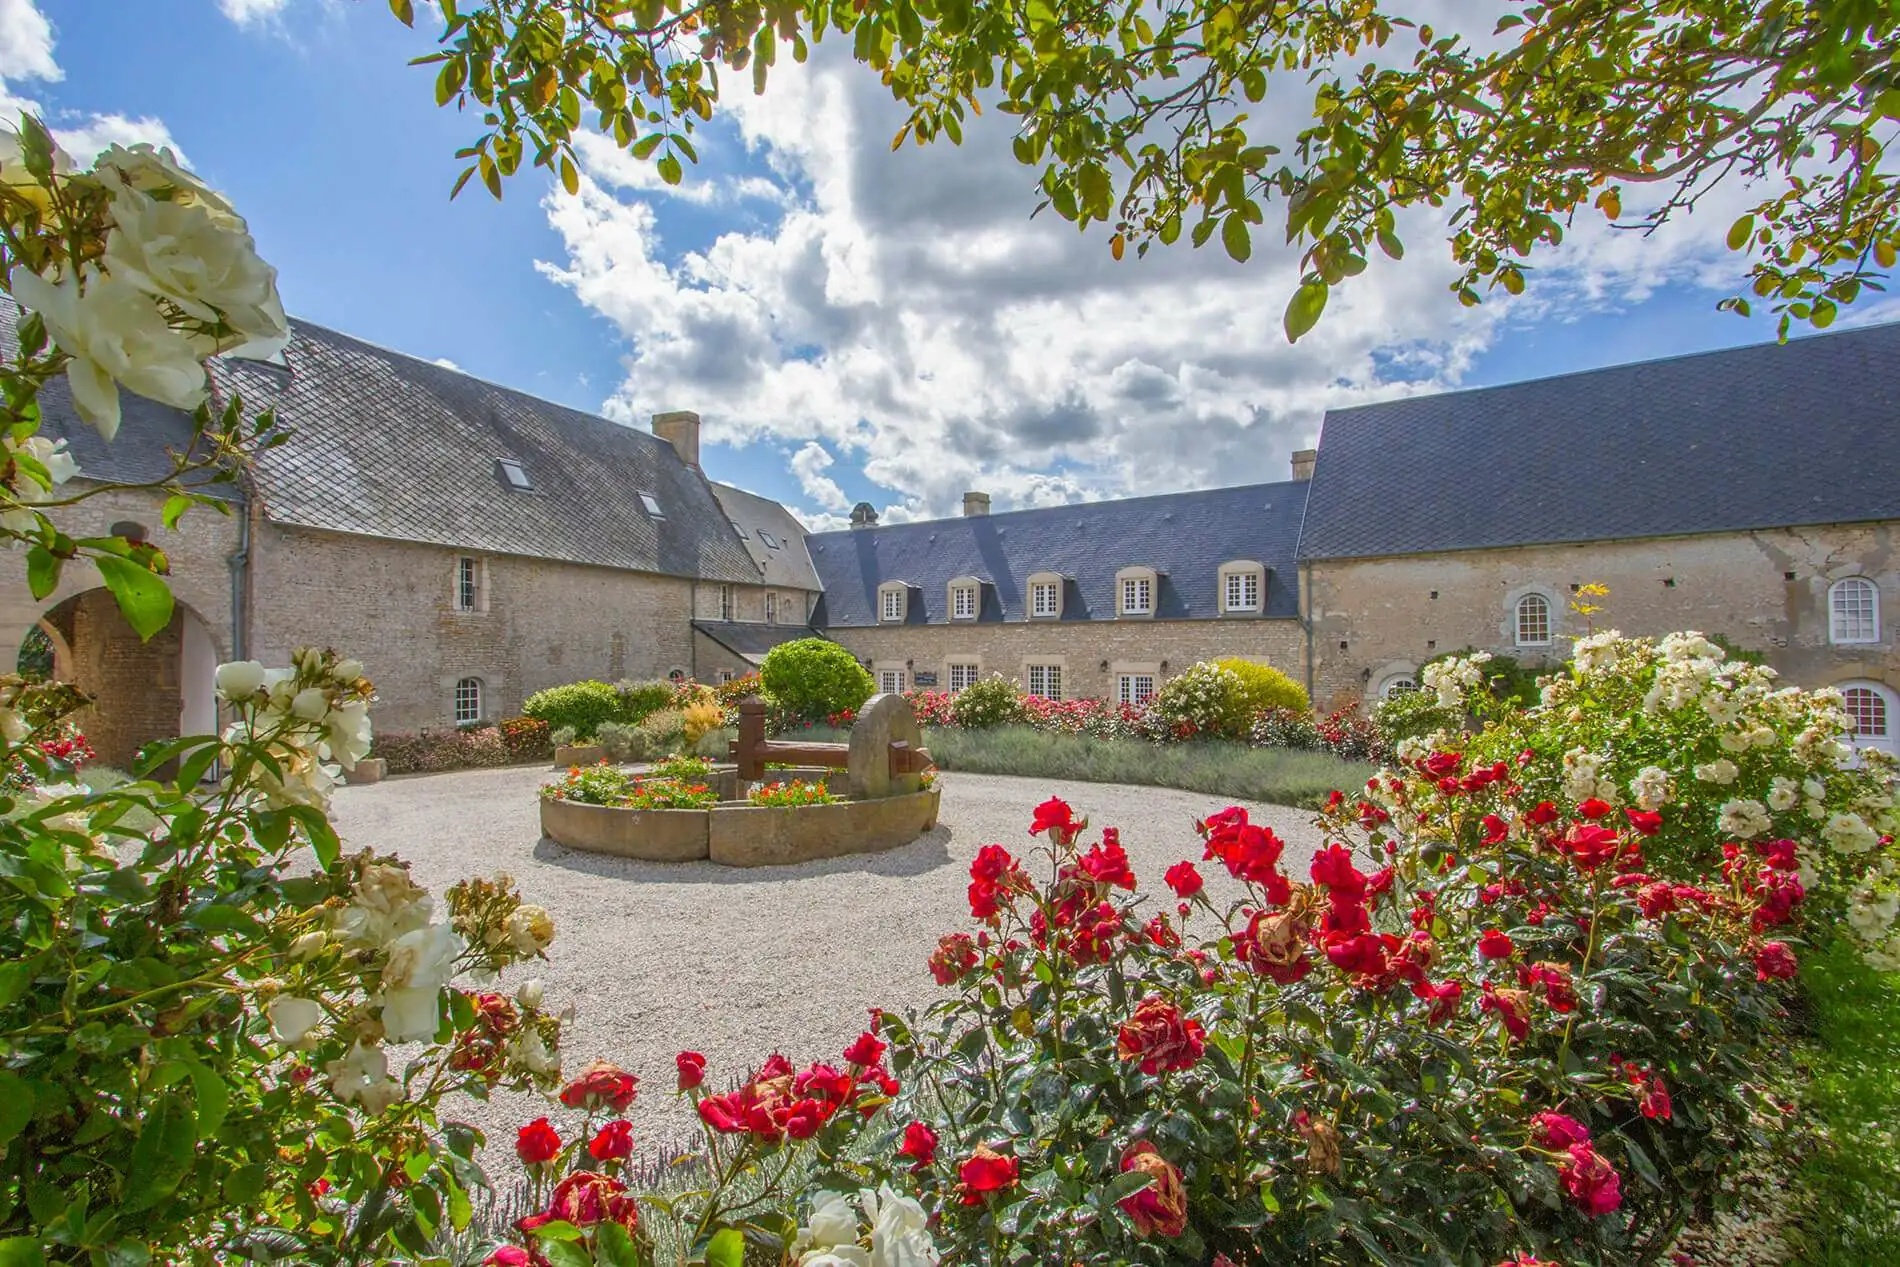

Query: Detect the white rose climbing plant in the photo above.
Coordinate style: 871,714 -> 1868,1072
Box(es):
0,114 -> 569,1264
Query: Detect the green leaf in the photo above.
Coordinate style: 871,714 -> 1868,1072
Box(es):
122,1093 -> 195,1212
537,1243 -> 590,1267
533,1222 -> 583,1242
596,1222 -> 640,1267
1727,214 -> 1755,251
1221,213 -> 1252,262
187,1064 -> 229,1141
560,154 -> 579,196
0,1072 -> 32,1145
704,1227 -> 745,1267
0,1238 -> 47,1267
389,0 -> 415,24
92,556 -> 174,641
24,546 -> 58,600
657,153 -> 683,186
1283,280 -> 1328,342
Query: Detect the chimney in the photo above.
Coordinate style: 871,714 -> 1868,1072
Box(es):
962,491 -> 991,517
651,410 -> 701,469
1290,448 -> 1317,482
849,501 -> 879,529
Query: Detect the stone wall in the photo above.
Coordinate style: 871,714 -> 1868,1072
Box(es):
1307,524 -> 1900,708
249,523 -> 696,731
691,580 -> 817,627
823,618 -> 1308,701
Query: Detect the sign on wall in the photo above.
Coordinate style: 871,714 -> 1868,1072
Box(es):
911,670 -> 939,687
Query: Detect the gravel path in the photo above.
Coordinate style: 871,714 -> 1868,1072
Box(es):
329,767 -> 1328,1173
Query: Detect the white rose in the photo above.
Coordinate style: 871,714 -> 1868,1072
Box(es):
800,1191 -> 862,1251
324,700 -> 372,770
378,986 -> 443,1044
289,930 -> 329,961
1693,759 -> 1739,786
1629,766 -> 1672,811
1717,798 -> 1770,840
290,686 -> 330,721
506,1027 -> 559,1075
325,1040 -> 401,1112
215,660 -> 268,700
1767,777 -> 1799,812
6,266 -> 208,440
504,904 -> 555,954
334,658 -> 365,683
5,435 -> 80,502
799,1253 -> 872,1267
382,923 -> 463,992
1824,812 -> 1880,855
103,183 -> 288,355
91,142 -> 235,213
517,977 -> 545,1010
865,1186 -> 939,1267
340,863 -> 432,946
267,994 -> 323,1046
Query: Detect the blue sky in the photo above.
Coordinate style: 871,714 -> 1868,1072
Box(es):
13,0 -> 1804,525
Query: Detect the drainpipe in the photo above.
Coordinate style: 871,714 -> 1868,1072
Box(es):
227,505 -> 250,661
1299,560 -> 1316,708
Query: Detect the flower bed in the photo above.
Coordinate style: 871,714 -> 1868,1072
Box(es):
748,778 -> 838,806
373,715 -> 552,774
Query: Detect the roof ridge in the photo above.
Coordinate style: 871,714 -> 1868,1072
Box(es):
809,478 -> 1308,539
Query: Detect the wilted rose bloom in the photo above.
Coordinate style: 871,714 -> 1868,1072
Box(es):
515,1117 -> 561,1165
928,932 -> 979,985
1118,1142 -> 1188,1237
1294,1109 -> 1341,1175
1234,909 -> 1312,984
898,1120 -> 938,1169
1482,984 -> 1532,1042
546,1171 -> 638,1232
560,1060 -> 639,1113
956,1144 -> 1019,1204
1116,995 -> 1205,1076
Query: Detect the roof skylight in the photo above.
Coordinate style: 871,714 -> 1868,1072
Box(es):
640,492 -> 664,517
759,531 -> 780,548
731,520 -> 749,539
497,458 -> 533,491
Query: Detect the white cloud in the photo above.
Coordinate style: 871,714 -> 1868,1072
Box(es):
539,39 -> 1754,524
217,0 -> 296,26
0,0 -> 58,83
0,0 -> 182,161
431,356 -> 462,371
789,441 -> 849,512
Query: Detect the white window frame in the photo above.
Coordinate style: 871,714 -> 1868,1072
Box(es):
1830,577 -> 1881,645
950,582 -> 978,621
1027,573 -> 1063,620
948,662 -> 980,692
877,667 -> 907,694
765,592 -> 779,625
639,491 -> 664,518
1025,663 -> 1063,700
454,557 -> 482,613
1117,673 -> 1155,705
1515,593 -> 1552,647
1383,677 -> 1418,698
879,584 -> 907,623
453,677 -> 483,725
1121,577 -> 1152,615
1841,680 -> 1897,753
719,584 -> 734,622
1225,571 -> 1259,612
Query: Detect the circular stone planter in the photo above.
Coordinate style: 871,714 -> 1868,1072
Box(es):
552,744 -> 607,768
538,787 -> 940,867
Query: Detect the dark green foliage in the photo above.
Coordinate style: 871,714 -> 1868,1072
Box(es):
758,638 -> 874,720
615,678 -> 676,723
521,680 -> 622,739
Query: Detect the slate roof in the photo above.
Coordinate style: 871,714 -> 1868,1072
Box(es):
214,319 -> 762,583
1299,322 -> 1900,561
693,620 -> 823,664
808,482 -> 1308,627
708,481 -> 823,591
0,302 -> 243,501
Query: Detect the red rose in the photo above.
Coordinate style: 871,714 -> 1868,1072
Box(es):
1755,941 -> 1798,981
1636,1073 -> 1672,1120
1574,798 -> 1614,820
843,1031 -> 886,1067
515,1117 -> 561,1165
1559,823 -> 1621,870
676,1051 -> 707,1091
1411,977 -> 1463,1023
1478,929 -> 1515,959
587,1120 -> 633,1161
1077,839 -> 1137,889
1029,797 -> 1081,843
1527,801 -> 1561,826
928,932 -> 980,985
1480,814 -> 1509,845
697,1092 -> 747,1134
548,1170 -> 627,1227
957,1144 -> 1019,1204
1635,880 -> 1677,919
1481,983 -> 1532,1042
484,1249 -> 532,1266
1529,1111 -> 1591,1150
560,1060 -> 638,1113
1164,861 -> 1204,899
1118,1141 -> 1188,1238
1755,838 -> 1800,872
1309,843 -> 1368,897
1323,932 -> 1389,978
1421,750 -> 1462,778
898,1120 -> 938,1169
1558,1143 -> 1623,1215
969,845 -> 1028,919
1116,995 -> 1206,1075
1623,808 -> 1663,836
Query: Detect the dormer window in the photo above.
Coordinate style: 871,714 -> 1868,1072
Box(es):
948,577 -> 981,621
640,492 -> 664,518
497,458 -> 533,491
1026,572 -> 1064,620
878,582 -> 909,623
1115,566 -> 1158,619
1219,560 -> 1266,615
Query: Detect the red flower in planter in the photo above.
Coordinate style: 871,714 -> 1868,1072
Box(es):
1530,1111 -> 1591,1150
957,1144 -> 1020,1204
1118,1142 -> 1189,1238
1164,861 -> 1204,899
587,1120 -> 633,1161
1029,797 -> 1083,844
1558,1143 -> 1623,1215
1478,929 -> 1515,959
1117,995 -> 1206,1075
1755,940 -> 1799,981
1558,823 -> 1621,871
676,1051 -> 707,1091
515,1117 -> 561,1165
898,1121 -> 938,1169
560,1061 -> 638,1113
928,932 -> 980,984
1623,808 -> 1663,836
1076,839 -> 1137,889
842,1031 -> 886,1068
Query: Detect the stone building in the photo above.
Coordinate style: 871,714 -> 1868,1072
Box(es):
806,481 -> 1311,705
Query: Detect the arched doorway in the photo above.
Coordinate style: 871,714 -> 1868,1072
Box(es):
21,590 -> 221,769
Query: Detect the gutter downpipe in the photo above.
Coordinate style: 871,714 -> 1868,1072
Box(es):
1299,559 -> 1315,709
227,506 -> 250,662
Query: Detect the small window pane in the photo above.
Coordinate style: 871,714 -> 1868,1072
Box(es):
1031,581 -> 1059,617
1027,664 -> 1062,700
1831,578 -> 1879,644
953,586 -> 976,619
1121,577 -> 1151,614
1383,677 -> 1417,699
731,521 -> 748,540
497,459 -> 532,491
1225,571 -> 1260,611
720,585 -> 734,621
1515,594 -> 1551,646
1118,674 -> 1154,705
759,531 -> 780,549
454,678 -> 483,725
878,668 -> 906,694
881,589 -> 904,621
765,592 -> 778,624
456,558 -> 479,612
949,663 -> 978,692
1845,686 -> 1889,738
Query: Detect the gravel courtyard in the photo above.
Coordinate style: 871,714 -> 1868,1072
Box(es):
329,767 -> 1329,1166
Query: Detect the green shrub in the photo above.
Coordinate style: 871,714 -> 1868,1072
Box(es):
615,678 -> 676,723
640,707 -> 686,756
1371,687 -> 1462,746
548,724 -> 578,748
595,721 -> 653,764
1213,656 -> 1309,714
950,674 -> 1026,729
650,755 -> 714,782
1705,632 -> 1768,668
497,715 -> 553,762
693,726 -> 735,760
522,679 -> 621,739
1150,660 -> 1250,739
759,638 -> 874,720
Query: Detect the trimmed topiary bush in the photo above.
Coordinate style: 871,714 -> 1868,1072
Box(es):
759,638 -> 875,721
950,674 -> 1027,729
522,679 -> 622,739
1213,656 -> 1309,714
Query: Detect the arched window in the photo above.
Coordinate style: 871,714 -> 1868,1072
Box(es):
1840,681 -> 1897,754
1830,577 -> 1880,644
453,677 -> 483,726
1515,593 -> 1551,647
1382,677 -> 1418,699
